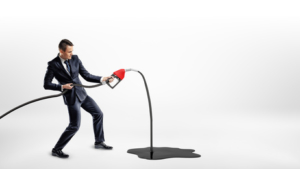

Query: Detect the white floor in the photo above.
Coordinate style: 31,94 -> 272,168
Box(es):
0,108 -> 299,169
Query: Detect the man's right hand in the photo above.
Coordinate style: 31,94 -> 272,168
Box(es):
63,83 -> 73,90
102,76 -> 114,83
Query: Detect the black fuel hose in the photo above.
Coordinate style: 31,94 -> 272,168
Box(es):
0,83 -> 104,120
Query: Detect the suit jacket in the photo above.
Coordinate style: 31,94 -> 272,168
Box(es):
44,53 -> 102,105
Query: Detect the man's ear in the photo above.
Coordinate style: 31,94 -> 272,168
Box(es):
59,49 -> 64,54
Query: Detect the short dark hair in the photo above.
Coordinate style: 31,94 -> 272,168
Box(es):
58,39 -> 74,52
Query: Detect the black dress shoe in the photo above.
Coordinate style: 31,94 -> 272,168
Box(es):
95,142 -> 113,149
52,148 -> 69,158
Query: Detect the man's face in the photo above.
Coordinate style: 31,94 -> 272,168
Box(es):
60,45 -> 73,60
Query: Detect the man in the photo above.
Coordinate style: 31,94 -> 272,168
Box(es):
44,39 -> 114,158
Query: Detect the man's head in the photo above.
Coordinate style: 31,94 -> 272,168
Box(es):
59,39 -> 74,60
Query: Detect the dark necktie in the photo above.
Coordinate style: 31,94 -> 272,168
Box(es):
64,60 -> 71,74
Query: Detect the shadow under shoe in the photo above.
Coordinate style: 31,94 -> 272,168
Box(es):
95,142 -> 113,149
52,148 -> 69,158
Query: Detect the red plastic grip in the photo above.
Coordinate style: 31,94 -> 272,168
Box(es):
113,69 -> 125,80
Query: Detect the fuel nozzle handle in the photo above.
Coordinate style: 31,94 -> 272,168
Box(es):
106,68 -> 139,89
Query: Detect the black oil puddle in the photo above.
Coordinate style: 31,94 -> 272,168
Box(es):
127,147 -> 201,160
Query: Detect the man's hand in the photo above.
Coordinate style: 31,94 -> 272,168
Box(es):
63,83 -> 74,90
102,76 -> 114,83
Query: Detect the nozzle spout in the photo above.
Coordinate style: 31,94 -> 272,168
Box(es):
125,68 -> 139,72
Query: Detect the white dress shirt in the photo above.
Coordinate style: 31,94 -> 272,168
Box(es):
59,54 -> 106,91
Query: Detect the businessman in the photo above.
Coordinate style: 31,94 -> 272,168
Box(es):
44,39 -> 114,158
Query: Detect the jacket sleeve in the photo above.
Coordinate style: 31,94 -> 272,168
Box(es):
78,56 -> 102,83
43,62 -> 62,91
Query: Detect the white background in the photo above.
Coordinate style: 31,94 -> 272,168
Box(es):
0,0 -> 300,168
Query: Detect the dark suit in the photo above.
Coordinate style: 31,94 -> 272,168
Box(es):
44,53 -> 105,150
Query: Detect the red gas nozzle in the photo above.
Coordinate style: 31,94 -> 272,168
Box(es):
107,68 -> 139,89
113,69 -> 125,80
106,69 -> 126,89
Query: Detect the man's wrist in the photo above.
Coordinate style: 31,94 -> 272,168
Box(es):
100,77 -> 106,85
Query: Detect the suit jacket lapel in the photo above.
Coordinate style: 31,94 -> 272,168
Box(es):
55,54 -> 72,79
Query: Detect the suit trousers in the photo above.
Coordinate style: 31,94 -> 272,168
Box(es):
54,94 -> 105,150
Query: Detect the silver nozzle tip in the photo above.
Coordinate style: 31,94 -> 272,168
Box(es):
125,68 -> 139,72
